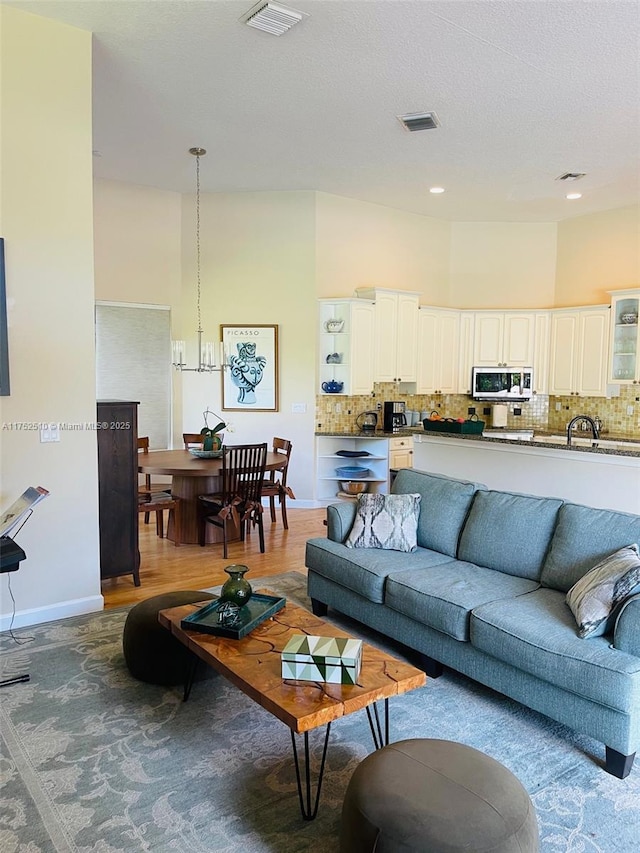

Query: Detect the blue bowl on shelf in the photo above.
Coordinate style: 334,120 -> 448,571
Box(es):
335,465 -> 370,479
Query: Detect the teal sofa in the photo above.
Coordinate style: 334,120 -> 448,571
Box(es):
305,468 -> 640,778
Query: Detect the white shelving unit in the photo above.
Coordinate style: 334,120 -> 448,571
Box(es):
316,435 -> 390,503
318,298 -> 375,396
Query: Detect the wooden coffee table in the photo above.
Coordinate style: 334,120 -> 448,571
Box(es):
158,592 -> 426,820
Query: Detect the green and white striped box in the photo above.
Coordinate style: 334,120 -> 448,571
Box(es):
281,634 -> 363,685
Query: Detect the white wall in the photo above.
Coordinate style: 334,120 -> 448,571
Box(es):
178,190 -> 318,502
315,192 -> 451,304
93,179 -> 183,442
0,8 -> 100,627
555,206 -> 640,307
450,221 -> 558,308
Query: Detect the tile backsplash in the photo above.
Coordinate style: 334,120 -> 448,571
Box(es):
316,383 -> 640,438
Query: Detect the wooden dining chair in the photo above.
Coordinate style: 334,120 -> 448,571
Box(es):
183,432 -> 203,449
197,443 -> 268,559
138,436 -> 172,524
137,437 -> 181,545
260,437 -> 295,529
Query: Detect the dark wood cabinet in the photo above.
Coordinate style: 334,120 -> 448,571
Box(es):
97,400 -> 140,586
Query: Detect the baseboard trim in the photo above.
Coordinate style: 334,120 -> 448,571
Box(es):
0,595 -> 105,630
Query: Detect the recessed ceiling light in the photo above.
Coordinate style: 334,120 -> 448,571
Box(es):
240,2 -> 307,36
566,192 -> 582,200
429,187 -> 445,194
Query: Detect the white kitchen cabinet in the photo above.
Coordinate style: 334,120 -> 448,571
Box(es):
532,312 -> 550,394
608,289 -> 640,384
356,288 -> 419,383
473,311 -> 536,367
318,298 -> 375,396
389,436 -> 413,469
417,307 -> 460,395
457,312 -> 475,394
315,435 -> 389,503
549,306 -> 610,397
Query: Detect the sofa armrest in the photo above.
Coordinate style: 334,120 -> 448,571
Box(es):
613,594 -> 640,656
326,502 -> 357,543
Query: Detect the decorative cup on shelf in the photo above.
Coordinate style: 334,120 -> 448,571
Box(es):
322,380 -> 344,393
620,312 -> 638,325
324,318 -> 344,333
326,352 -> 343,364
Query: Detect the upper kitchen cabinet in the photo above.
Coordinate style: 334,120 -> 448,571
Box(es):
473,311 -> 536,367
417,307 -> 460,395
318,298 -> 375,396
549,306 -> 610,397
532,312 -> 550,395
608,289 -> 640,385
457,312 -> 475,395
356,288 -> 419,384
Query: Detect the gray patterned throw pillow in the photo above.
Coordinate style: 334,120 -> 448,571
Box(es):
566,544 -> 640,639
345,493 -> 421,552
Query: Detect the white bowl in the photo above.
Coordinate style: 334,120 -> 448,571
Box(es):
620,312 -> 638,324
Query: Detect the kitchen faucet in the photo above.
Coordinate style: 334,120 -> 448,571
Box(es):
566,415 -> 600,446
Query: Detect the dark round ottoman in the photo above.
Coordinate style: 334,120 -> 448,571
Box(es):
123,590 -> 216,686
340,739 -> 539,853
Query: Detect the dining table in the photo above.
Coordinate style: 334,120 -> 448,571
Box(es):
138,449 -> 286,545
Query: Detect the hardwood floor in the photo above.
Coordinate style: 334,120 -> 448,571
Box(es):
101,507 -> 327,609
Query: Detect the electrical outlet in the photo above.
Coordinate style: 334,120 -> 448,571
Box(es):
335,403 -> 342,414
468,406 -> 476,415
513,407 -> 522,416
555,402 -> 561,411
627,405 -> 635,416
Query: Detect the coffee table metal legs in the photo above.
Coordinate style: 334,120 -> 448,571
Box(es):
290,724 -> 332,821
289,698 -> 391,821
366,698 -> 390,749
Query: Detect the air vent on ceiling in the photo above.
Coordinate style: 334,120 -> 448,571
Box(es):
556,172 -> 586,182
397,111 -> 441,132
241,2 -> 307,36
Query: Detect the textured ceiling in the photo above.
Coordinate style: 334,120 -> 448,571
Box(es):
6,0 -> 640,221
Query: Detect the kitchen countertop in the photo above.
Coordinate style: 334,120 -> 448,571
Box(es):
316,428 -> 640,457
316,430 -> 415,438
410,428 -> 640,458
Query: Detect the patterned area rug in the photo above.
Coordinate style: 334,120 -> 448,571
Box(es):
1,570 -> 639,852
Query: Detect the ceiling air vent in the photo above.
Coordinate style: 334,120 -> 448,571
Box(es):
241,2 -> 307,36
556,172 -> 586,182
397,111 -> 441,132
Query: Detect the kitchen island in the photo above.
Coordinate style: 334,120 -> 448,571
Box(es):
410,429 -> 640,514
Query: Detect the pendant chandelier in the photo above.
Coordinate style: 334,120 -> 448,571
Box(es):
172,147 -> 222,372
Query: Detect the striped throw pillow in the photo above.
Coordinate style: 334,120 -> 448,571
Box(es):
566,544 -> 640,639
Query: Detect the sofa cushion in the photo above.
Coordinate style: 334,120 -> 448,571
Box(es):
541,503 -> 640,592
305,537 -> 453,604
457,490 -> 562,580
345,493 -> 421,552
471,588 -> 640,712
566,544 -> 640,638
391,469 -> 484,557
385,562 -> 539,641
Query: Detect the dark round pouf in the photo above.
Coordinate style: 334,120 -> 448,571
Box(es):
340,739 -> 539,853
123,590 -> 216,686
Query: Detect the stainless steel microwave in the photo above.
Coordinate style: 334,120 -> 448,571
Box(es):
471,366 -> 534,402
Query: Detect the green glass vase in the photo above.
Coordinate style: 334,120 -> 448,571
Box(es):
219,565 -> 252,608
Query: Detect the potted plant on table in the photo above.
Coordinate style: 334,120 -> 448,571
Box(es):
200,409 -> 230,452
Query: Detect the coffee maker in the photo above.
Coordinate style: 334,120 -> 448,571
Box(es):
383,401 -> 407,433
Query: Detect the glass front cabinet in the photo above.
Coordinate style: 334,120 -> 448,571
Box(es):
609,290 -> 640,384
